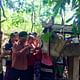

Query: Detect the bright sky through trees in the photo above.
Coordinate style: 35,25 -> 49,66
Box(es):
1,0 -> 79,34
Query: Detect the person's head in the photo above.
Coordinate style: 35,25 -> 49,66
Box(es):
13,32 -> 19,41
28,33 -> 35,42
19,31 -> 27,43
9,32 -> 19,43
32,32 -> 37,37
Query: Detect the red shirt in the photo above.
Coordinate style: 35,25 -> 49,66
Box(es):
27,48 -> 42,67
27,38 -> 42,67
12,43 -> 29,70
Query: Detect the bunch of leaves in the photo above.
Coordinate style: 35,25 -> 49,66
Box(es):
66,0 -> 80,35
41,32 -> 52,42
11,12 -> 25,27
52,0 -> 70,17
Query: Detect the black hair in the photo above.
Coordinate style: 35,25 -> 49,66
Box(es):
19,31 -> 27,37
10,33 -> 15,38
32,32 -> 37,36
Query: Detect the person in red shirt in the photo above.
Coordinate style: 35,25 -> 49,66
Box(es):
26,32 -> 42,80
6,31 -> 30,80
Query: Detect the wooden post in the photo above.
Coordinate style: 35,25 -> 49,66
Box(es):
73,56 -> 79,80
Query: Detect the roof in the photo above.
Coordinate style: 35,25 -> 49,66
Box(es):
52,24 -> 73,34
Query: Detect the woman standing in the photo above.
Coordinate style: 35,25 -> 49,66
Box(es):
40,53 -> 55,80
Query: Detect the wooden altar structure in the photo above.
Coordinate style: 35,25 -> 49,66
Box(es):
52,24 -> 80,80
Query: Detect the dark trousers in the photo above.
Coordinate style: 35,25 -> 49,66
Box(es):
27,66 -> 34,80
40,71 -> 54,80
5,68 -> 31,80
0,72 -> 3,80
4,68 -> 12,80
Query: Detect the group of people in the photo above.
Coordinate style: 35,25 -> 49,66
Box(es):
0,31 -> 65,80
1,31 -> 54,80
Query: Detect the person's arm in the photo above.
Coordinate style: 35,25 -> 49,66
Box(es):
12,45 -> 29,55
19,46 -> 29,53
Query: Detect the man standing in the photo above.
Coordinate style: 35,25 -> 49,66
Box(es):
8,31 -> 30,80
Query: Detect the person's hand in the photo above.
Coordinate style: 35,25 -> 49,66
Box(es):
14,41 -> 19,45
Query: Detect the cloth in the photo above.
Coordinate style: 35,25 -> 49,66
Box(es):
34,61 -> 41,80
5,68 -> 30,80
0,72 -> 3,80
40,64 -> 54,80
41,54 -> 53,66
12,43 -> 28,70
40,71 -> 54,80
40,54 -> 54,80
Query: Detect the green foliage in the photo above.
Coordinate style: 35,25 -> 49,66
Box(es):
41,32 -> 52,42
6,0 -> 15,9
1,0 -> 80,36
66,16 -> 74,23
72,23 -> 77,35
43,0 -> 48,5
72,0 -> 78,10
52,0 -> 71,17
11,12 -> 25,27
65,0 -> 80,34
